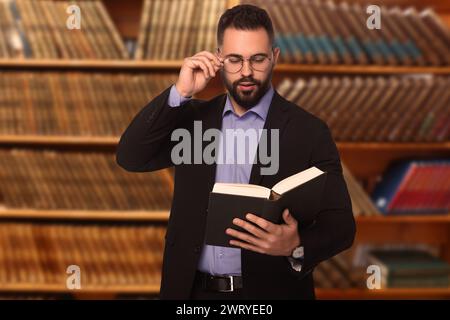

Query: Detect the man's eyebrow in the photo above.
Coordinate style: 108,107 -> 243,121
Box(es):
224,52 -> 269,58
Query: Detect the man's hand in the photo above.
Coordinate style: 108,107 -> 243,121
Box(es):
226,209 -> 301,256
175,51 -> 223,98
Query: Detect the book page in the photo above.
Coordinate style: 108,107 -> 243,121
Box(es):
212,183 -> 271,199
272,166 -> 324,195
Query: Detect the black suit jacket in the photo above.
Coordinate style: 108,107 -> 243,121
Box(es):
116,85 -> 356,300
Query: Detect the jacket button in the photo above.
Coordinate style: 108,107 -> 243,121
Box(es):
194,245 -> 201,253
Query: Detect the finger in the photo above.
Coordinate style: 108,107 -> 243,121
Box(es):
190,58 -> 211,78
196,51 -> 223,66
229,239 -> 265,254
245,213 -> 276,233
232,218 -> 269,239
195,52 -> 223,72
186,58 -> 209,78
188,58 -> 210,78
282,209 -> 297,226
192,55 -> 216,77
226,227 -> 266,247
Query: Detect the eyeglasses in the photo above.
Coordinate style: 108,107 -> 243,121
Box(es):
216,48 -> 273,73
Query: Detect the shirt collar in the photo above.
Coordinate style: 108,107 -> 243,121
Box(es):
222,84 -> 274,121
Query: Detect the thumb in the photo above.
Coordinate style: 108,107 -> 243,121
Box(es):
282,209 -> 297,225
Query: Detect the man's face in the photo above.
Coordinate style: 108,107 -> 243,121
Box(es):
218,27 -> 280,110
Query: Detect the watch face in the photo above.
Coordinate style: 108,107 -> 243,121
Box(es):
292,246 -> 304,259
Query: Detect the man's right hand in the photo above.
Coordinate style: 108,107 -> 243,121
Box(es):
175,51 -> 224,98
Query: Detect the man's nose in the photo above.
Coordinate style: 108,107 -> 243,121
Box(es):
240,60 -> 253,77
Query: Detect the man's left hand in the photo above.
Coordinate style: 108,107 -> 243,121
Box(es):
226,209 -> 301,256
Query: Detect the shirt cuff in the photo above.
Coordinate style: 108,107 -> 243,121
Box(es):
168,84 -> 192,107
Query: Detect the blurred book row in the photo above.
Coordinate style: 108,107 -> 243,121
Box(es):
0,221 -> 447,298
0,0 -> 449,64
315,244 -> 450,289
0,149 -> 173,210
247,0 -> 450,65
0,72 -> 177,136
0,222 -> 165,287
0,0 -> 127,59
0,72 -> 448,142
276,75 -> 449,142
0,148 -> 447,216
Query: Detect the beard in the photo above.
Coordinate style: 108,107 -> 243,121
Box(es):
221,69 -> 273,110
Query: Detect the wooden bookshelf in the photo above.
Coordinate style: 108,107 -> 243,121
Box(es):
0,0 -> 448,300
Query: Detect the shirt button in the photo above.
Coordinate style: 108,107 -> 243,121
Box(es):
219,253 -> 224,259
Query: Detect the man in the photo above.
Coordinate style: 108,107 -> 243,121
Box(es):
116,4 -> 355,300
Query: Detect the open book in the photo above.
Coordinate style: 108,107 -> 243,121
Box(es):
205,166 -> 327,247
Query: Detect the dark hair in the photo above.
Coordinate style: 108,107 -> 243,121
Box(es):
216,4 -> 274,48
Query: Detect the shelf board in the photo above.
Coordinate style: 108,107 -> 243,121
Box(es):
316,288 -> 450,299
0,208 -> 448,224
356,215 -> 450,223
0,209 -> 170,222
336,142 -> 450,151
1,284 -> 449,299
0,59 -> 182,70
0,135 -> 119,146
355,214 -> 450,246
276,64 -> 450,74
1,135 -> 449,152
0,283 -> 160,295
1,59 -> 450,74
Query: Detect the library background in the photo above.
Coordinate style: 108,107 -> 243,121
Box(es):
0,0 -> 448,300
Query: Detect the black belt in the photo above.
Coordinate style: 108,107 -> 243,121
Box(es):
196,271 -> 243,292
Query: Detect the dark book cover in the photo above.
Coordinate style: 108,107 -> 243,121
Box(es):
205,171 -> 327,248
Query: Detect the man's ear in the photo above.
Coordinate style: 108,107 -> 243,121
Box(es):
273,46 -> 281,65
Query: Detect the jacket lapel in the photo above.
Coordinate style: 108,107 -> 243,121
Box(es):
202,93 -> 227,193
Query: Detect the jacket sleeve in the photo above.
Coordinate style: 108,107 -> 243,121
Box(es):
290,121 -> 356,278
116,85 -> 196,172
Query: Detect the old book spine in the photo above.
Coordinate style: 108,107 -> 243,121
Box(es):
94,0 -> 129,59
135,0 -> 152,59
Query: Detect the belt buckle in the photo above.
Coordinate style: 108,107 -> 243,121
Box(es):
218,275 -> 234,292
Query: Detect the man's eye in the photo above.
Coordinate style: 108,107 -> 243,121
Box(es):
252,56 -> 266,63
228,58 -> 242,64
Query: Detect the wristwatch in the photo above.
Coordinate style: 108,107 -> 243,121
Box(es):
288,246 -> 304,272
291,246 -> 304,259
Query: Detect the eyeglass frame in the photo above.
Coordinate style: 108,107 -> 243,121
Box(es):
215,47 -> 275,73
